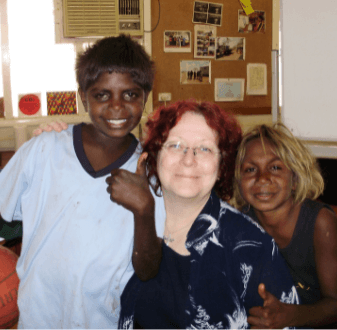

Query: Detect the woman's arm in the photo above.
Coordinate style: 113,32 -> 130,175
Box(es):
32,121 -> 68,136
106,153 -> 162,281
248,207 -> 337,328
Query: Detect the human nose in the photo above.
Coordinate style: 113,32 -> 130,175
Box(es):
181,147 -> 196,166
256,170 -> 271,184
109,95 -> 124,111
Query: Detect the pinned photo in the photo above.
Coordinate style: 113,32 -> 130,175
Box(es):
193,1 -> 223,26
194,25 -> 216,59
238,10 -> 265,33
216,37 -> 245,61
180,60 -> 211,84
164,31 -> 191,53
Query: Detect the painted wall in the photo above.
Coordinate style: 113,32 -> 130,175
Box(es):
281,0 -> 337,143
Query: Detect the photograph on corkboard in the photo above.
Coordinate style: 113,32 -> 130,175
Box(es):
238,10 -> 266,33
164,31 -> 191,53
194,24 -> 216,59
215,37 -> 245,61
214,78 -> 245,102
193,1 -> 222,26
47,91 -> 77,116
180,60 -> 211,85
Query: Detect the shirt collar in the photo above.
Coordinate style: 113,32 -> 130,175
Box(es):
185,190 -> 220,250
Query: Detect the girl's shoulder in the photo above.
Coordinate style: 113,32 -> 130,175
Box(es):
297,199 -> 334,230
314,202 -> 337,239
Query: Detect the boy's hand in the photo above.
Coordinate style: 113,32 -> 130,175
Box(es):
33,121 -> 68,136
106,153 -> 154,216
248,283 -> 293,329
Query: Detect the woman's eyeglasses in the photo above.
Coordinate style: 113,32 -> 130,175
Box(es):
162,141 -> 220,160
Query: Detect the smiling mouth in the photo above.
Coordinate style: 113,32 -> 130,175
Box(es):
107,119 -> 127,126
176,174 -> 199,179
254,192 -> 275,200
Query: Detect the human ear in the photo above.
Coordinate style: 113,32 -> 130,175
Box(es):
79,89 -> 88,112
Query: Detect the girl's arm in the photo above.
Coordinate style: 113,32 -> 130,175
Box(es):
248,207 -> 337,328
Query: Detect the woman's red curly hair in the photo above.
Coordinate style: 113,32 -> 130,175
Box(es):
142,100 -> 242,201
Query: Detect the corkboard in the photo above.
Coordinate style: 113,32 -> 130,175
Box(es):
151,0 -> 272,115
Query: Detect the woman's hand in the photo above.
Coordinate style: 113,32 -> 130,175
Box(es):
248,283 -> 295,329
105,153 -> 154,217
106,153 -> 162,281
33,121 -> 68,136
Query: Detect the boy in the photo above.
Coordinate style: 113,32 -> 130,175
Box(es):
0,35 -> 165,328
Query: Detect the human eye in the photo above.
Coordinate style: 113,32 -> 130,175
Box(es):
94,92 -> 109,102
123,91 -> 141,102
198,145 -> 213,154
270,163 -> 283,172
242,165 -> 256,174
165,141 -> 183,151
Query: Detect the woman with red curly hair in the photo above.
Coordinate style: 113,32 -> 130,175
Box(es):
143,99 -> 241,202
118,100 -> 299,329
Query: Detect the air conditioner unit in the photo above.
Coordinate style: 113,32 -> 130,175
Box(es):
62,0 -> 143,38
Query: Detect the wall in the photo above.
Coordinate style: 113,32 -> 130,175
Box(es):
0,0 -> 274,151
151,0 -> 273,115
281,0 -> 337,158
281,0 -> 337,141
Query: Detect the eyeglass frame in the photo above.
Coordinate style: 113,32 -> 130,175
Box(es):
161,140 -> 222,159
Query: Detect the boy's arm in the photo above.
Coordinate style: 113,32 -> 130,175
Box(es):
248,208 -> 337,328
106,153 -> 162,281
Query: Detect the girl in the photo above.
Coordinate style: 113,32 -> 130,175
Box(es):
234,123 -> 337,328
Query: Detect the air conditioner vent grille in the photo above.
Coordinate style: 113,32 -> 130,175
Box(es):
63,0 -> 143,38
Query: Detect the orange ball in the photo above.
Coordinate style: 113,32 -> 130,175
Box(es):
0,245 -> 19,329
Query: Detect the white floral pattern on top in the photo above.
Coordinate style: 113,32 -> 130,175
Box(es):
120,316 -> 133,329
118,192 -> 300,330
240,263 -> 253,299
225,293 -> 249,329
281,286 -> 300,305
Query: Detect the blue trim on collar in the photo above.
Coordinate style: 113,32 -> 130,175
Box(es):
73,123 -> 139,178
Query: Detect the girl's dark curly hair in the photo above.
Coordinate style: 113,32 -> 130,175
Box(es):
143,100 -> 242,201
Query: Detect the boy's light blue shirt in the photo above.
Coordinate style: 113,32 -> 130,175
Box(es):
0,124 -> 165,329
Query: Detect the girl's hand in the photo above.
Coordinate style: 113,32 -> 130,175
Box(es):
248,283 -> 295,329
33,121 -> 68,136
